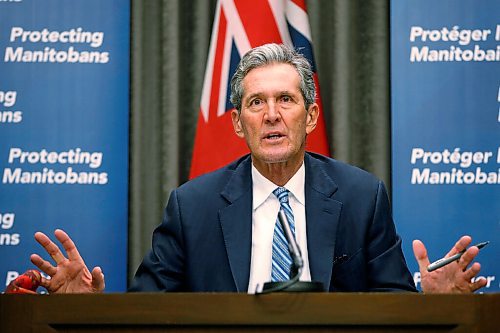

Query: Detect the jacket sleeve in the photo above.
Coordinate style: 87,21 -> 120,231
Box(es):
331,181 -> 417,292
365,181 -> 417,292
128,189 -> 187,292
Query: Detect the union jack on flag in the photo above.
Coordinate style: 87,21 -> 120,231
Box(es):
190,0 -> 330,179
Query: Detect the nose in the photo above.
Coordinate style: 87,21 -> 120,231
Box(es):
263,100 -> 281,123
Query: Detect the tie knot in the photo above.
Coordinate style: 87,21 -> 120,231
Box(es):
273,187 -> 289,204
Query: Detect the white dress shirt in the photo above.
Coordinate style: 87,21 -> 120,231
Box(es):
247,162 -> 311,293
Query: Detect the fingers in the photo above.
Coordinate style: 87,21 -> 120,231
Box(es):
34,231 -> 66,264
30,253 -> 57,276
414,236 -> 487,294
412,239 -> 430,273
457,245 -> 479,271
445,235 -> 472,258
462,262 -> 481,281
7,286 -> 38,294
34,229 -> 84,264
54,229 -> 83,262
91,266 -> 105,292
463,262 -> 487,292
33,273 -> 57,290
470,276 -> 487,292
25,258 -> 53,289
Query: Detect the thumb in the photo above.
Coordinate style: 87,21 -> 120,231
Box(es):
91,266 -> 105,292
412,239 -> 430,273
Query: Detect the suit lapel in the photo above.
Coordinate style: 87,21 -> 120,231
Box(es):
217,154 -> 342,292
304,154 -> 342,291
219,156 -> 253,292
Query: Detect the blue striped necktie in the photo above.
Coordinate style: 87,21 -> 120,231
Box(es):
271,187 -> 296,282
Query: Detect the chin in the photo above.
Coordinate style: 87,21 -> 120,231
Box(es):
257,150 -> 295,164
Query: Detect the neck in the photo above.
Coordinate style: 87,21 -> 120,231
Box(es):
252,154 -> 304,186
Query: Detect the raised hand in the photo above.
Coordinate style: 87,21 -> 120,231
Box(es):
30,229 -> 105,293
413,236 -> 487,293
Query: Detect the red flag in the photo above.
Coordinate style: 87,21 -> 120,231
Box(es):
190,0 -> 329,179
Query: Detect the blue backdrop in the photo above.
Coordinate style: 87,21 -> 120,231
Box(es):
0,0 -> 129,291
391,0 -> 499,292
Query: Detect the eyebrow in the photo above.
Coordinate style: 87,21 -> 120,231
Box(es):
278,90 -> 298,97
244,90 -> 299,101
244,93 -> 262,102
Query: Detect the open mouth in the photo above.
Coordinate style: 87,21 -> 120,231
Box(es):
264,132 -> 285,140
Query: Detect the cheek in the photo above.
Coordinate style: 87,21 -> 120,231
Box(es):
240,116 -> 261,136
288,116 -> 308,135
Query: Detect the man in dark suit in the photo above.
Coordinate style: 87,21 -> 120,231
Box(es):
128,152 -> 416,292
30,44 -> 486,294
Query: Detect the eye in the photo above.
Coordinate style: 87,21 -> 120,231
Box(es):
280,95 -> 293,103
249,98 -> 263,106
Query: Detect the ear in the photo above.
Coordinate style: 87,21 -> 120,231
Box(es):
305,103 -> 319,135
231,109 -> 245,138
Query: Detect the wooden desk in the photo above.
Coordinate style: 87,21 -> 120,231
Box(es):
1,293 -> 498,332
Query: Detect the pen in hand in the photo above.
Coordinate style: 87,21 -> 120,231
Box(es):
427,241 -> 489,272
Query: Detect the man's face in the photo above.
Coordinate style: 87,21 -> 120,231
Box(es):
231,63 -> 318,170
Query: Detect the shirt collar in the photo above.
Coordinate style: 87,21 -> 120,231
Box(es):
251,162 -> 305,210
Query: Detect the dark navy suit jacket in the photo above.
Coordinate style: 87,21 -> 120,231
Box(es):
129,153 -> 417,292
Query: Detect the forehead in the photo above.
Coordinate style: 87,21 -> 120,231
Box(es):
242,63 -> 301,98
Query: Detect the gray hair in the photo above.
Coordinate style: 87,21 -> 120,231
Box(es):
229,43 -> 316,113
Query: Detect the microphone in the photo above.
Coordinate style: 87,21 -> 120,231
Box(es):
277,209 -> 303,276
259,208 -> 324,293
